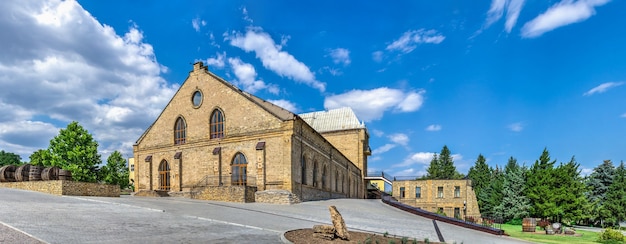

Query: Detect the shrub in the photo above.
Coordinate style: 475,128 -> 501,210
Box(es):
465,216 -> 477,223
482,218 -> 494,227
506,218 -> 523,225
537,219 -> 551,230
598,228 -> 624,243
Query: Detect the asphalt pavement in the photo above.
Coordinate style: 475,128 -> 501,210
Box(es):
0,188 -> 530,243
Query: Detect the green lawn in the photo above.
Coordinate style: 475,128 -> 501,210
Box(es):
501,224 -> 600,244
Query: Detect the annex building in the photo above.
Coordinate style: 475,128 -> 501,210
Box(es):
133,62 -> 369,203
392,179 -> 481,219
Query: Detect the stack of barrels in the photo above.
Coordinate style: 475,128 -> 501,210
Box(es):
0,164 -> 71,182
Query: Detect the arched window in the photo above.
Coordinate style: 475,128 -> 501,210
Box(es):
335,171 -> 339,192
322,165 -> 327,190
158,160 -> 171,191
231,153 -> 247,186
174,117 -> 186,145
301,155 -> 306,185
210,109 -> 224,139
313,161 -> 318,187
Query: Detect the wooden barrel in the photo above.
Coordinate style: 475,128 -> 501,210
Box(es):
522,218 -> 536,232
15,164 -> 31,182
59,169 -> 72,181
29,165 -> 43,181
41,166 -> 60,181
0,165 -> 16,182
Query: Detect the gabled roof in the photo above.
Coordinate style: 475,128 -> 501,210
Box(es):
299,107 -> 365,133
134,63 -> 295,145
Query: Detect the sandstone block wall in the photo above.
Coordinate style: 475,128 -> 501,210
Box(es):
393,179 -> 481,218
0,180 -> 120,197
255,190 -> 301,204
193,186 -> 257,203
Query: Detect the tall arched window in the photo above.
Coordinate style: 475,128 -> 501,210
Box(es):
301,155 -> 306,185
158,160 -> 171,191
322,165 -> 327,189
313,161 -> 318,187
174,117 -> 186,145
210,109 -> 224,139
231,153 -> 247,186
335,171 -> 339,192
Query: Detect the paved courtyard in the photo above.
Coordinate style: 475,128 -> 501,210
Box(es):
0,188 -> 529,243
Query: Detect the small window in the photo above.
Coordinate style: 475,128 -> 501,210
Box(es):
130,164 -> 134,172
210,109 -> 224,139
437,186 -> 444,198
174,117 -> 186,145
192,90 -> 202,107
454,207 -> 461,219
400,187 -> 406,199
454,186 -> 461,198
415,187 -> 421,198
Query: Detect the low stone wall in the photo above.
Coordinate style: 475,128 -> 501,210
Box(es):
0,180 -> 120,197
255,190 -> 301,204
193,186 -> 257,203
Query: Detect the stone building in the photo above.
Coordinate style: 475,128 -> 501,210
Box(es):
392,179 -> 481,219
132,62 -> 369,203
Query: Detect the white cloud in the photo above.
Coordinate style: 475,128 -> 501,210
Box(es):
228,57 -> 278,94
192,17 -> 206,32
372,144 -> 397,155
327,48 -> 351,65
372,51 -> 384,63
521,0 -> 611,38
508,122 -> 524,132
426,124 -> 442,131
584,81 -> 624,96
386,29 -> 445,54
226,28 -> 325,91
205,52 -> 226,69
372,129 -> 385,137
388,133 -> 409,146
267,99 -> 298,113
580,167 -> 593,177
0,0 -> 177,159
324,88 -> 426,122
395,152 -> 436,167
484,0 -> 526,33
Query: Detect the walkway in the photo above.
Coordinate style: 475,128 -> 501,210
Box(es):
0,188 -> 529,243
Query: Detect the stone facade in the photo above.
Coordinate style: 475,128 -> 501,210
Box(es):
192,186 -> 257,203
392,179 -> 480,219
133,62 -> 367,203
0,180 -> 120,197
255,190 -> 301,204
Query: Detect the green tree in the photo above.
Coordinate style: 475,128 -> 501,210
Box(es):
468,154 -> 492,211
604,161 -> 626,226
586,160 -> 615,226
553,157 -> 588,224
29,149 -> 51,166
0,150 -> 22,166
439,145 -> 458,179
425,153 -> 440,179
100,151 -> 129,189
496,157 -> 531,222
479,166 -> 504,217
47,121 -> 102,182
425,146 -> 462,179
525,148 -> 557,219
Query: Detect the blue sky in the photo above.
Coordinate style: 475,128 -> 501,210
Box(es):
0,0 -> 624,177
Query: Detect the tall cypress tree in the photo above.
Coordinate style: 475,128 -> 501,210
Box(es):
468,154 -> 491,211
604,161 -> 626,226
525,148 -> 557,218
439,145 -> 457,179
553,157 -> 588,223
425,153 -> 440,179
